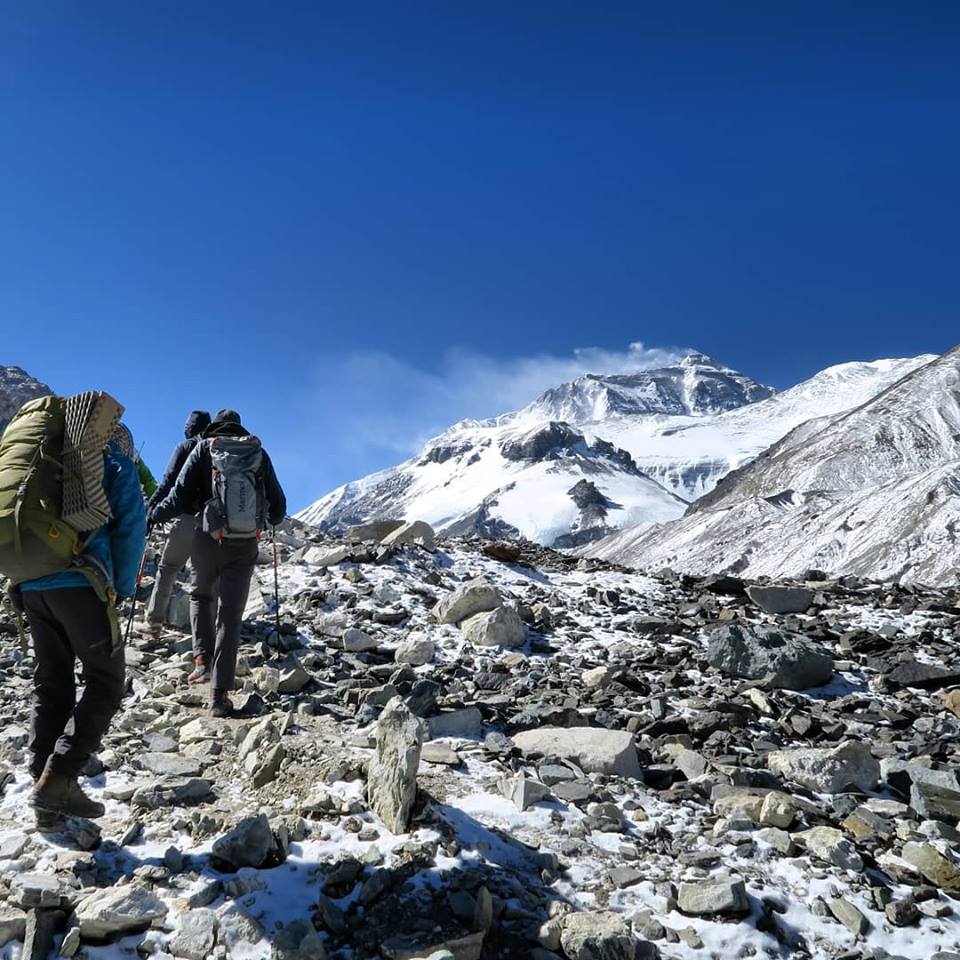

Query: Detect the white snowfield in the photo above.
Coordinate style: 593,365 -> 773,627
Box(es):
299,350 -> 938,554
582,345 -> 960,585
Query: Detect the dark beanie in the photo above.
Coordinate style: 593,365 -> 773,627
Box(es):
184,410 -> 212,439
213,408 -> 242,425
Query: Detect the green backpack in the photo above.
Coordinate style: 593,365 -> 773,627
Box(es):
0,396 -> 83,584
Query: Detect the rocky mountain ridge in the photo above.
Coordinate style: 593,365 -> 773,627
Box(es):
0,366 -> 53,429
2,522 -> 960,959
583,345 -> 960,585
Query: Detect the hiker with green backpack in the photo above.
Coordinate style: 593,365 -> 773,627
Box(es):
150,409 -> 286,717
0,394 -> 146,821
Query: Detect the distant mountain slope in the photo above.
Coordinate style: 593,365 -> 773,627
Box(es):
0,366 -> 53,430
580,355 -> 934,500
581,345 -> 960,585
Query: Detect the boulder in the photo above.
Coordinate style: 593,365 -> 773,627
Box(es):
211,814 -> 278,870
304,545 -> 352,568
427,706 -> 482,740
342,628 -> 377,653
705,623 -> 833,691
381,521 -> 436,550
829,897 -> 869,936
512,727 -> 641,778
0,906 -> 27,946
796,827 -> 864,871
169,909 -> 217,960
75,884 -> 167,938
137,753 -> 202,778
902,842 -> 960,892
766,741 -> 879,794
461,605 -> 526,648
678,876 -> 750,915
746,584 -> 815,615
346,520 -> 404,542
132,778 -> 213,810
559,911 -> 640,960
367,697 -> 424,833
395,634 -> 436,666
501,775 -> 551,812
433,579 -> 502,625
273,918 -> 328,959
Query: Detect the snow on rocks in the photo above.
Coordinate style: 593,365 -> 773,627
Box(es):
767,741 -> 880,793
74,883 -> 167,938
1,525 -> 960,959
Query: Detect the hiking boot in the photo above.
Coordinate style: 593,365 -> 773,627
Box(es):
132,619 -> 163,637
187,657 -> 210,685
34,809 -> 65,833
210,691 -> 234,718
31,770 -> 105,819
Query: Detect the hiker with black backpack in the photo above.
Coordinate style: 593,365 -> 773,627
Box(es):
0,397 -> 146,821
150,409 -> 286,717
132,410 -> 212,637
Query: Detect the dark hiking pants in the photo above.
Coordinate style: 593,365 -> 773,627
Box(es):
24,587 -> 126,780
190,531 -> 258,692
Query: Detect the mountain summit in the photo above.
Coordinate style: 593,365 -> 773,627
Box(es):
515,351 -> 774,424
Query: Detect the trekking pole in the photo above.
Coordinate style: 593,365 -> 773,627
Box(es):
124,549 -> 148,645
272,526 -> 282,640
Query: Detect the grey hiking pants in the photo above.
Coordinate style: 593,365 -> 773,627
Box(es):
190,531 -> 259,692
145,514 -> 197,623
24,587 -> 126,779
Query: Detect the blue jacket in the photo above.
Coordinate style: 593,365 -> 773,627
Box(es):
22,442 -> 147,597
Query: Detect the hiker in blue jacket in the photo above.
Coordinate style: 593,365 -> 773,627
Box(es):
19,424 -> 146,820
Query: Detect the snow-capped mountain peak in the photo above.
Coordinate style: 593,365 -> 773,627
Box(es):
514,350 -> 774,425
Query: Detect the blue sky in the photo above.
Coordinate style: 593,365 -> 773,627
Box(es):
2,2 -> 958,510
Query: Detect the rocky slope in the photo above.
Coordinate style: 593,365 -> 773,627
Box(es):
583,346 -> 960,585
0,366 -> 53,430
299,352 -> 933,548
2,524 -> 960,959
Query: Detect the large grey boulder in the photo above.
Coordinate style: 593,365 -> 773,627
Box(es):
461,605 -> 526,648
559,911 -> 641,960
346,519 -> 404,542
678,876 -> 750,915
212,814 -> 278,870
75,884 -> 167,938
767,741 -> 879,794
433,579 -> 502,625
705,623 -> 833,691
746,584 -> 815,615
367,697 -> 424,833
395,633 -> 436,666
512,727 -> 641,778
381,520 -> 436,550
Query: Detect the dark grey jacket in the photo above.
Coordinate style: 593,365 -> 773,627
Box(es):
151,421 -> 286,530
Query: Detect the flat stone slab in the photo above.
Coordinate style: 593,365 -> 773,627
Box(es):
138,753 -> 203,777
512,727 -> 641,778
